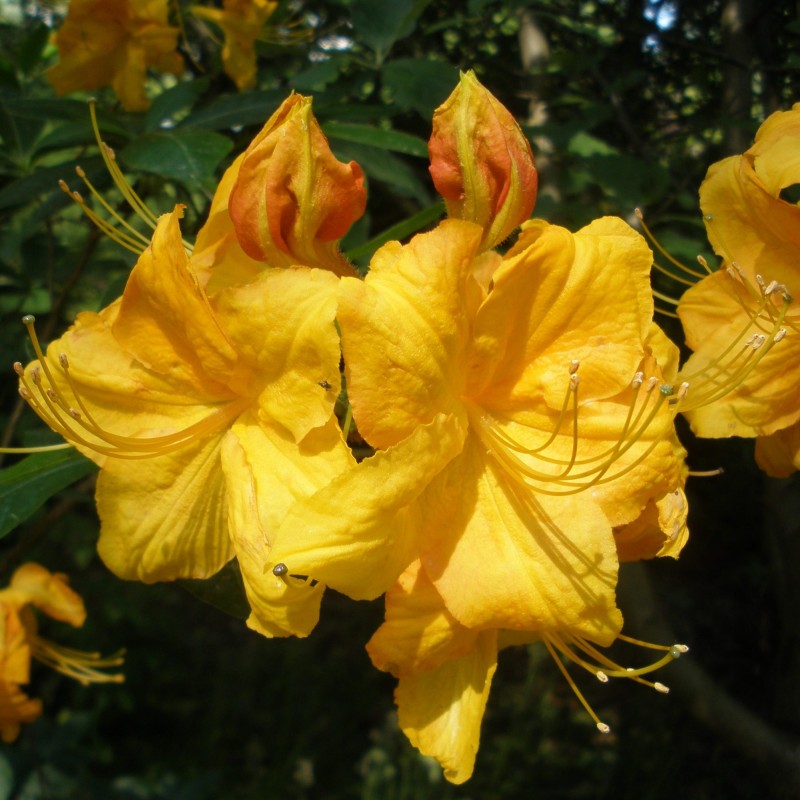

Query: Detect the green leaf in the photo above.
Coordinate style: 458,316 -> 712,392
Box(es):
0,449 -> 97,539
323,122 -> 428,158
17,22 -> 50,76
351,0 -> 434,60
145,79 -> 210,132
0,156 -> 107,211
381,58 -> 458,118
181,90 -> 286,131
120,130 -> 233,191
179,560 -> 250,619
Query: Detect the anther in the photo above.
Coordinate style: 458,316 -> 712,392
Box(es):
596,722 -> 611,734
570,374 -> 580,390
631,371 -> 644,389
75,166 -> 86,178
670,644 -> 689,657
703,213 -> 712,221
69,408 -> 82,420
596,671 -> 609,683
46,389 -> 59,403
654,682 -> 670,694
72,191 -> 85,204
12,362 -> 23,377
59,353 -> 69,370
756,274 -> 765,290
774,329 -> 787,343
645,377 -> 658,392
272,563 -> 288,577
21,314 -> 35,325
676,382 -> 689,401
18,387 -> 31,400
764,280 -> 779,296
30,367 -> 42,385
569,360 -> 580,375
750,334 -> 766,350
58,179 -> 71,193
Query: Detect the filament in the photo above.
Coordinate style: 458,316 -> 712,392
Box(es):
31,636 -> 124,686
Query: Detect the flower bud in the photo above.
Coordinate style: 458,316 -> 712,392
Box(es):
229,94 -> 366,276
429,71 -> 537,251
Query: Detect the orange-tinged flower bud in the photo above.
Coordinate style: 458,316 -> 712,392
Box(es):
228,94 -> 366,276
429,71 -> 537,251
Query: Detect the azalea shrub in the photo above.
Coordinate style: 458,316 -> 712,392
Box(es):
1,1 -> 799,798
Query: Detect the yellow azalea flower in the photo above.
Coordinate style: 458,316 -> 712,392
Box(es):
18,207 -> 354,638
47,0 -> 184,112
267,215 -> 686,642
429,71 -> 538,251
192,0 -> 278,90
677,104 -> 800,472
365,559 -> 686,783
0,563 -> 123,743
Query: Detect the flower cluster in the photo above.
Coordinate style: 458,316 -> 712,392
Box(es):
0,563 -> 123,743
13,73 -> 799,780
47,0 -> 283,110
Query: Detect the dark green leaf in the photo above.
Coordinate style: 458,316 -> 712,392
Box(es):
381,58 -> 458,118
323,121 -> 428,158
17,22 -> 51,76
120,130 -> 233,191
351,0 -> 433,60
145,79 -> 210,132
181,90 -> 286,131
0,449 -> 96,539
0,155 -> 106,210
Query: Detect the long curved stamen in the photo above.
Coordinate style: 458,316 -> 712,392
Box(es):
635,208 -> 710,282
471,365 -> 686,496
542,630 -> 688,733
16,316 -> 245,460
31,635 -> 124,686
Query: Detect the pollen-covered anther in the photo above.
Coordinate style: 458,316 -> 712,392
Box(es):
645,377 -> 659,393
596,722 -> 611,734
631,371 -> 644,389
749,334 -> 767,350
654,682 -> 670,694
569,373 -> 580,391
756,274 -> 766,290
18,386 -> 31,400
30,367 -> 42,386
75,166 -> 86,179
68,408 -> 82,420
764,279 -> 780,296
58,353 -> 69,370
676,382 -> 690,401
670,644 -> 689,657
569,359 -> 580,375
12,361 -> 24,377
774,328 -> 787,343
58,179 -> 71,194
596,671 -> 609,683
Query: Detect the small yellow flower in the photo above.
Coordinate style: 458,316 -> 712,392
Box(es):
0,563 -> 122,744
18,208 -> 353,638
47,0 -> 184,112
192,0 -> 278,90
677,104 -> 800,474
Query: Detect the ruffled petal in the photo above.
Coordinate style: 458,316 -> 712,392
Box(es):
220,416 -> 353,638
755,421 -> 800,477
422,436 -> 622,642
338,220 -> 483,448
366,560 -> 480,676
468,217 -> 654,407
96,433 -> 233,582
212,267 -> 341,442
7,564 -> 86,627
395,629 -> 498,785
267,413 -> 468,601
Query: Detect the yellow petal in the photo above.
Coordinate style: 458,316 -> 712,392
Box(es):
7,564 -> 86,627
614,486 -> 689,561
268,413 -> 468,601
423,436 -> 622,642
220,416 -> 353,638
0,681 -> 42,744
212,267 -> 341,442
469,217 -> 654,407
395,629 -> 498,785
366,560 -> 480,677
114,208 -> 239,394
755,422 -> 800,477
96,433 -> 233,582
338,219 -> 483,448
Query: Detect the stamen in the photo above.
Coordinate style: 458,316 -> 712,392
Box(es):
634,208 -> 707,281
17,316 -> 247,459
31,635 -> 124,686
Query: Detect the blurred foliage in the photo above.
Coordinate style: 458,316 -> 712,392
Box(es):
0,0 -> 799,797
